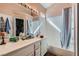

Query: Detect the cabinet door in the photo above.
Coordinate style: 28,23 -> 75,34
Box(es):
41,39 -> 48,56
35,41 -> 40,50
5,44 -> 34,56
35,48 -> 40,56
34,41 -> 41,56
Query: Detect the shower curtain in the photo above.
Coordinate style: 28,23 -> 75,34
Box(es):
61,8 -> 72,48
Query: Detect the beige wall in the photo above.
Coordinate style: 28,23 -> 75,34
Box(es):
0,4 -> 31,15
46,3 -> 72,16
0,4 -> 32,35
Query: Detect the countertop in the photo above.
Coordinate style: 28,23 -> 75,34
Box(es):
0,37 -> 44,56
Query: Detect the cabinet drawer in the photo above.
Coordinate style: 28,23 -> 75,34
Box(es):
35,41 -> 40,50
35,48 -> 40,56
6,44 -> 34,56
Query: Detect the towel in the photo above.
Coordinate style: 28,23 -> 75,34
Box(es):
5,18 -> 11,34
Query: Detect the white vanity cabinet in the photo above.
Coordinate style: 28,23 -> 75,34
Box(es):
6,41 -> 41,56
5,44 -> 34,56
5,42 -> 41,56
0,37 -> 46,56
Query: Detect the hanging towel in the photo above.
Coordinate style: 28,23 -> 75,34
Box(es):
5,18 -> 11,34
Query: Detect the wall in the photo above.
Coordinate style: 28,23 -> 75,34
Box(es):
48,15 -> 63,30
0,4 -> 32,36
47,3 -> 72,16
46,16 -> 61,48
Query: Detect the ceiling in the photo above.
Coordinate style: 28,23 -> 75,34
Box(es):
40,3 -> 53,8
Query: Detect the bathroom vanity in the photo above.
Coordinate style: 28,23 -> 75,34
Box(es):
0,37 -> 47,56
